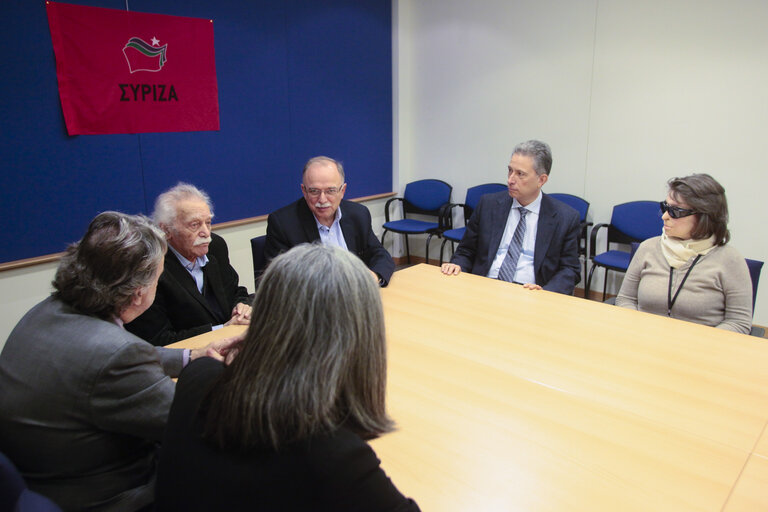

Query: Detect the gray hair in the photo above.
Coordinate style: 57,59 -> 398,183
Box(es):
203,243 -> 392,450
512,140 -> 553,176
153,182 -> 214,229
53,211 -> 167,320
302,156 -> 345,183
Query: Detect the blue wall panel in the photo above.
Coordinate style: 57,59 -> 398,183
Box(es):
0,0 -> 392,263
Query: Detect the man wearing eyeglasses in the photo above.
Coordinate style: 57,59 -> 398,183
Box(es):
264,156 -> 395,286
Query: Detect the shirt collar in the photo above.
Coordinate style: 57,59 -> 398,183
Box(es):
314,205 -> 343,231
168,244 -> 209,271
512,190 -> 543,214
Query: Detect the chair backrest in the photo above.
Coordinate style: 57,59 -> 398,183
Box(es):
251,235 -> 267,288
746,258 -> 763,315
609,200 -> 663,244
464,183 -> 507,218
548,193 -> 589,223
402,179 -> 452,215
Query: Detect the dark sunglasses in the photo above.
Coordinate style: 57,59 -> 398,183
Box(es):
659,200 -> 697,219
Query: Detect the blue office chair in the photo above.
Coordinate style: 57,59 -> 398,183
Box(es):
250,235 -> 267,289
0,452 -> 61,511
548,193 -> 592,284
438,183 -> 507,265
745,258 -> 764,337
382,179 -> 452,264
586,200 -> 662,301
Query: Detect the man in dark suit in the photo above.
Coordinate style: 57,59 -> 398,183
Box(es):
441,140 -> 581,295
126,183 -> 251,346
0,212 -> 239,511
264,156 -> 395,286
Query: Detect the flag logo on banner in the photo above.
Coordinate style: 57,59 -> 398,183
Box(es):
46,2 -> 219,135
123,37 -> 168,73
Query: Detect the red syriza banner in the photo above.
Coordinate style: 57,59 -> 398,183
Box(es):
46,2 -> 220,135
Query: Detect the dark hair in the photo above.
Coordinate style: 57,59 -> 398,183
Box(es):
668,173 -> 730,245
512,140 -> 553,176
52,211 -> 166,319
202,244 -> 392,450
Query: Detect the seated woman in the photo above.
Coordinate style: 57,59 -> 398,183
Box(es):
156,244 -> 420,512
616,173 -> 752,333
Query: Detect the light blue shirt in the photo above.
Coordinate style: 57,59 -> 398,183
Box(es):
487,191 -> 542,284
315,206 -> 348,250
168,245 -> 209,293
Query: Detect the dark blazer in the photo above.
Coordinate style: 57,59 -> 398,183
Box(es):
156,358 -> 420,512
0,296 -> 182,512
126,233 -> 250,346
451,191 -> 581,295
264,198 -> 395,285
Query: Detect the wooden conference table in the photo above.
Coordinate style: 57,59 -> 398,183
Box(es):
171,264 -> 768,511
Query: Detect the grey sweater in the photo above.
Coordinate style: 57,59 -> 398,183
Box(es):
616,236 -> 752,334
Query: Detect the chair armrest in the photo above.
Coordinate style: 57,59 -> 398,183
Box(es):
384,197 -> 404,223
589,223 -> 610,260
438,203 -> 456,230
440,202 -> 466,230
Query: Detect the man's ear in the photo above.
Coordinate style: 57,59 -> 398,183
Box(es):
538,173 -> 549,188
132,286 -> 147,307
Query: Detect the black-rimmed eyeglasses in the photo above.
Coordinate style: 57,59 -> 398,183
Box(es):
659,201 -> 697,219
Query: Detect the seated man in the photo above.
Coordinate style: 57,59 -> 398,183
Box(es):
441,140 -> 581,295
126,183 -> 252,346
0,212 -> 238,511
264,156 -> 395,286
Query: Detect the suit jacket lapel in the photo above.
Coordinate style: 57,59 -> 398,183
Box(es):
297,199 -> 322,243
487,194 -> 512,263
338,202 -> 358,253
202,257 -> 230,318
164,252 -> 214,314
534,194 -> 556,273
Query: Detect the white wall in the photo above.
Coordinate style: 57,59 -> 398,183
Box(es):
0,197 -> 391,353
394,0 -> 768,325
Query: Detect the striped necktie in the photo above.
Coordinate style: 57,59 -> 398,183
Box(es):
498,207 -> 528,282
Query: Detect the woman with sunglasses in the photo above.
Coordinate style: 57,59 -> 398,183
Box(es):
615,173 -> 752,333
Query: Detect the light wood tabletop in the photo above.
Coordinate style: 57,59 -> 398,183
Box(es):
170,263 -> 768,511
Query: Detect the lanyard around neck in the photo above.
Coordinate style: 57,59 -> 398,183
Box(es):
667,255 -> 702,317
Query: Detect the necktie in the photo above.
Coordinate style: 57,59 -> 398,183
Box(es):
498,207 -> 528,282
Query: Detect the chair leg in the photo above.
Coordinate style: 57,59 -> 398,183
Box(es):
439,238 -> 448,266
425,234 -> 434,265
602,269 -> 609,302
380,230 -> 387,245
586,263 -> 596,300
404,235 -> 411,264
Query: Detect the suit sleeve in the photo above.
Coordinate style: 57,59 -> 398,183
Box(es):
125,288 -> 214,347
541,208 -> 581,295
310,430 -> 421,512
356,206 -> 395,286
90,340 -> 175,441
210,235 -> 250,309
450,197 -> 485,272
264,212 -> 293,262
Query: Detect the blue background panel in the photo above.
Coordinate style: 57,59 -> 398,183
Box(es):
0,0 -> 392,263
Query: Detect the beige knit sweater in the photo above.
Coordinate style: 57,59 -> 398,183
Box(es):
616,236 -> 753,334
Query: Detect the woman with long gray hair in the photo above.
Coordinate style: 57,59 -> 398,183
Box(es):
156,244 -> 419,511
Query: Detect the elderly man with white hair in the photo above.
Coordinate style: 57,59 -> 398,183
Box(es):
126,183 -> 252,346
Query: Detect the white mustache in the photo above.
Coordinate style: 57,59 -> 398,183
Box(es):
314,201 -> 332,208
194,237 -> 212,246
